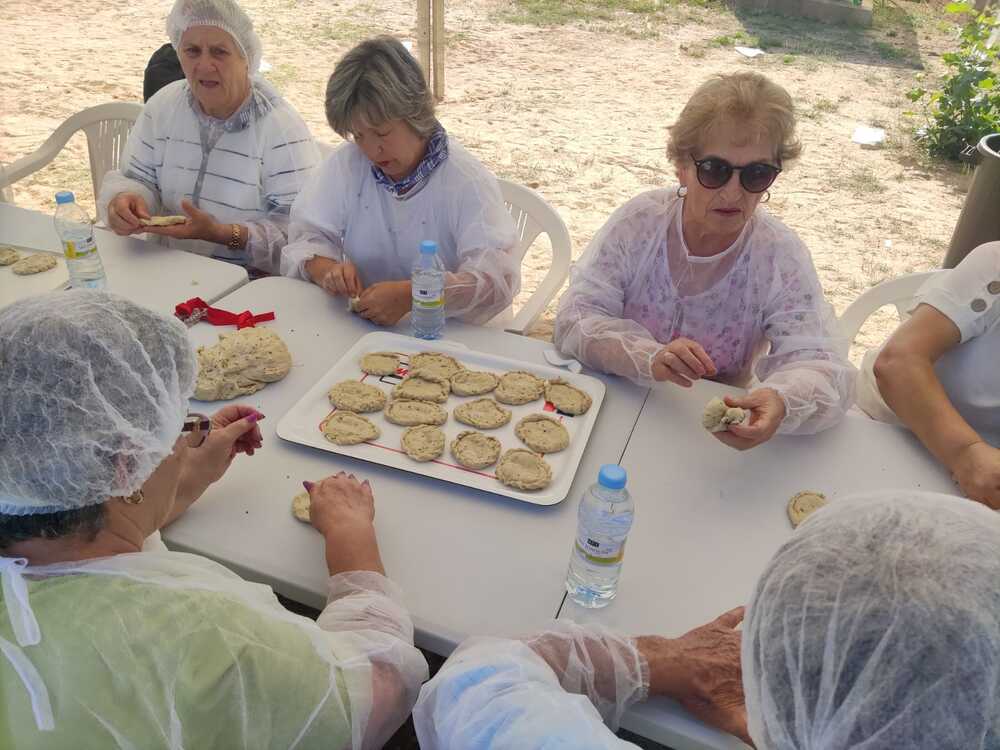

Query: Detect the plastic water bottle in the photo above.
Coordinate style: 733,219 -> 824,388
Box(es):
565,464 -> 635,608
411,239 -> 445,339
54,191 -> 106,289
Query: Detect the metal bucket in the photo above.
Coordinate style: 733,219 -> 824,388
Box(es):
944,133 -> 1000,268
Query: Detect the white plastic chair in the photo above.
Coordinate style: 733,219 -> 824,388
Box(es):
497,178 -> 572,335
838,270 -> 946,356
1,102 -> 142,201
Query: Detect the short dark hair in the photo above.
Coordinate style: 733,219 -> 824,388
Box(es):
0,504 -> 106,550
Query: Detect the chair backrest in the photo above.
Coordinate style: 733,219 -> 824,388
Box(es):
3,102 -> 142,201
838,270 -> 946,357
497,178 -> 572,335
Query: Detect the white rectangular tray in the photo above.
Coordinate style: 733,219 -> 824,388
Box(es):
276,331 -> 606,506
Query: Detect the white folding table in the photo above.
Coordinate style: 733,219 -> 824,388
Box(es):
0,203 -> 247,312
558,378 -> 956,750
163,277 -> 650,655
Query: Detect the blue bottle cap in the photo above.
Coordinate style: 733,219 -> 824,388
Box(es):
55,191 -> 75,205
598,464 -> 627,490
419,240 -> 438,254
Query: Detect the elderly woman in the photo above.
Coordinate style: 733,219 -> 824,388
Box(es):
0,292 -> 426,748
280,36 -> 519,326
99,0 -> 320,274
413,491 -> 1000,748
555,72 -> 853,450
857,241 -> 1000,509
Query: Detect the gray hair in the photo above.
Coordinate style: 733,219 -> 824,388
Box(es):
325,36 -> 437,139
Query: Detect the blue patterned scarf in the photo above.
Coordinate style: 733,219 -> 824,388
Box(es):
371,125 -> 449,197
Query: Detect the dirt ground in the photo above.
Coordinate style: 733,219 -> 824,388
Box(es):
0,0 -> 972,361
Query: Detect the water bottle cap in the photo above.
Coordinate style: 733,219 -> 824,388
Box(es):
55,191 -> 75,205
598,464 -> 627,490
419,240 -> 438,254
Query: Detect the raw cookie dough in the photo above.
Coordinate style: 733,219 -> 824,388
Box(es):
360,351 -> 401,376
496,449 -> 553,491
409,352 -> 464,379
702,397 -> 749,433
401,425 -> 446,462
291,491 -> 311,523
11,253 -> 58,275
787,491 -> 828,528
393,370 -> 450,403
453,398 -> 512,429
514,414 -> 570,453
494,371 -> 545,405
0,246 -> 20,266
328,380 -> 387,413
194,327 -> 292,401
450,430 -> 501,469
139,215 -> 188,226
323,411 -> 380,445
450,369 -> 499,396
384,398 -> 448,426
544,378 -> 592,415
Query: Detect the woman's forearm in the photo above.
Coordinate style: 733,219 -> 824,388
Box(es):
323,521 -> 386,576
875,351 -> 983,469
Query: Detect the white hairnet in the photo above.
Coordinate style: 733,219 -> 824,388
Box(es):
166,0 -> 262,74
743,491 -> 1000,749
0,291 -> 196,516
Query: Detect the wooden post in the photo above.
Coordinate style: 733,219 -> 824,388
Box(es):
416,0 -> 431,83
432,0 -> 445,100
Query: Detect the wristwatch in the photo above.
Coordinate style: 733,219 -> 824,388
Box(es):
228,223 -> 242,250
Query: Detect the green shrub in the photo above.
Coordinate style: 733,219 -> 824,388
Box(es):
907,1 -> 999,161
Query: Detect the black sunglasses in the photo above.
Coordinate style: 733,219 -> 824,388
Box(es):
691,155 -> 782,194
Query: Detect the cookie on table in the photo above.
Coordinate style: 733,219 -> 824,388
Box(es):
11,253 -> 57,275
787,491 -> 827,528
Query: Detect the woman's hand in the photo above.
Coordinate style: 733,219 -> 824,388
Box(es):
652,338 -> 718,387
357,280 -> 412,326
107,192 -> 151,235
950,441 -> 1000,510
140,199 -> 229,244
714,388 -> 786,451
303,472 -> 385,575
307,255 -> 362,297
637,607 -> 751,745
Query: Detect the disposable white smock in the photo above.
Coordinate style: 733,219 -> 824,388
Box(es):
857,241 -> 1000,446
280,139 -> 520,324
554,189 -> 854,434
98,78 -> 320,274
0,550 -> 428,749
744,490 -> 1000,749
413,620 -> 647,749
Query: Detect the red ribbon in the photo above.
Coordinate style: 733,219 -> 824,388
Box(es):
175,297 -> 275,329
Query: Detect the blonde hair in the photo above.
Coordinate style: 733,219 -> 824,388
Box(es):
667,72 -> 801,166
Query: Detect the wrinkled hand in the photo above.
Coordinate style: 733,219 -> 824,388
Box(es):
107,192 -> 151,235
638,607 -> 751,745
713,388 -> 786,452
178,408 -> 262,504
951,441 -> 1000,510
304,471 -> 375,537
140,199 -> 220,243
309,255 -> 362,297
211,404 -> 264,458
652,338 -> 718,387
357,280 -> 411,326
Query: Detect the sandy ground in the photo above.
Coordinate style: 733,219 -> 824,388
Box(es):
0,0 -> 970,361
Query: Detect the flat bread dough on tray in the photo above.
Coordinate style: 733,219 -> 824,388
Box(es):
453,398 -> 511,429
514,414 -> 570,453
360,351 -> 401,376
496,449 -> 553,491
450,369 -> 499,396
450,430 -> 501,469
323,411 -> 380,445
392,370 -> 450,403
328,380 -> 386,413
401,425 -> 446,462
409,352 -> 464,379
384,398 -> 448,426
544,378 -> 592,415
494,371 -> 545,405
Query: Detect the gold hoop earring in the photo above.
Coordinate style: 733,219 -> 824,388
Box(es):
677,185 -> 688,198
760,191 -> 771,203
124,489 -> 145,505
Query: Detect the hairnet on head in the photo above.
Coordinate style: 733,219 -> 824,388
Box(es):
743,491 -> 1000,750
0,291 -> 196,516
166,0 -> 262,74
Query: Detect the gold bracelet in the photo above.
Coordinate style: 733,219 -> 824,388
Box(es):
228,223 -> 242,250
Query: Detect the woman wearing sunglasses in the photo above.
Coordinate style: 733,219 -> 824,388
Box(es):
555,72 -> 854,449
0,291 -> 426,748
